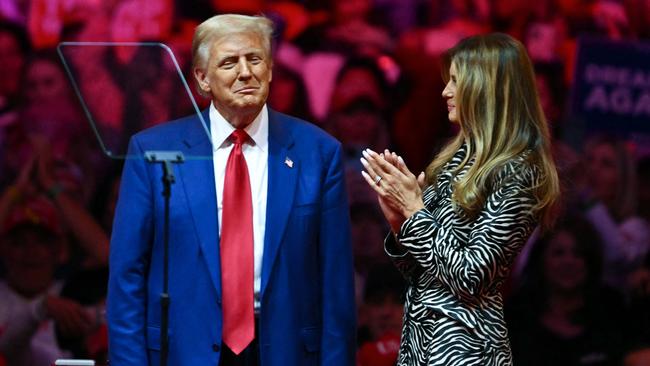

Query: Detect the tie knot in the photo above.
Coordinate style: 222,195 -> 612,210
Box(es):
230,129 -> 249,145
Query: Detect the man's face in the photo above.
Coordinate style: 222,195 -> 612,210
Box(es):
195,32 -> 272,125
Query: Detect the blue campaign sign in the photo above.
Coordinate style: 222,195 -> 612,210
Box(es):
571,37 -> 650,134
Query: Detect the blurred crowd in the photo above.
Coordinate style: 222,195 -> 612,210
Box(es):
0,0 -> 649,365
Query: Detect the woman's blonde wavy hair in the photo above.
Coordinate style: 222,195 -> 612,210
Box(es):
425,33 -> 560,229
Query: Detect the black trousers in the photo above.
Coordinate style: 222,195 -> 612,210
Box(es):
219,318 -> 260,366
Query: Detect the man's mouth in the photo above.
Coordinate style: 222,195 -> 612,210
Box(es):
235,86 -> 258,94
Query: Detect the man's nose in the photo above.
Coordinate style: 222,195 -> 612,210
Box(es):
238,59 -> 252,79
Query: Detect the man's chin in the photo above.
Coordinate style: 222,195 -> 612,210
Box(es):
233,98 -> 265,111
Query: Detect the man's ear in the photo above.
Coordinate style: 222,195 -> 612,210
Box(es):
193,67 -> 210,93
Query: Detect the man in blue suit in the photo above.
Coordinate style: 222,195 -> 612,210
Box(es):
107,14 -> 356,366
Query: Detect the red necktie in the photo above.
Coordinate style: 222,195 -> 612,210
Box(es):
220,129 -> 255,354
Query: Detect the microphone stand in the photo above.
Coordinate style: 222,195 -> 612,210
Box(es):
144,151 -> 184,366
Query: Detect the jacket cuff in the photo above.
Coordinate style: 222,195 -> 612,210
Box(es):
384,232 -> 408,257
397,208 -> 437,242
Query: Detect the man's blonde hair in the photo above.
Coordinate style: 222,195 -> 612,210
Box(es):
192,14 -> 274,69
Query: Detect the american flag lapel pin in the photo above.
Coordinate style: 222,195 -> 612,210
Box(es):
284,157 -> 294,168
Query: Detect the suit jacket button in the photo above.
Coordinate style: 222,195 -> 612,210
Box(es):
212,344 -> 220,352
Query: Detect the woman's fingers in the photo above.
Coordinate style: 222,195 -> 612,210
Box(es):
396,155 -> 415,177
375,149 -> 416,181
366,150 -> 420,190
417,171 -> 426,189
360,156 -> 382,185
360,170 -> 385,194
382,149 -> 397,166
361,150 -> 388,177
360,152 -> 392,190
363,149 -> 403,178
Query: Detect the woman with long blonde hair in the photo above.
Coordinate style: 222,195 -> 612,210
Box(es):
360,33 -> 560,365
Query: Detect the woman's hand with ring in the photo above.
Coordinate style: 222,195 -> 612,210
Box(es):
360,148 -> 426,224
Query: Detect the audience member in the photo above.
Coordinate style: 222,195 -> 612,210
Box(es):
534,62 -> 567,136
507,215 -> 626,366
0,21 -> 30,127
0,0 -> 649,362
268,62 -> 313,122
357,263 -> 404,366
294,0 -> 392,57
522,0 -> 569,63
325,57 -> 393,208
558,0 -> 631,38
579,135 -> 649,292
624,0 -> 650,39
390,1 -> 488,173
0,198 -> 94,365
20,50 -> 91,158
0,139 -> 109,269
350,203 -> 391,305
56,267 -> 108,365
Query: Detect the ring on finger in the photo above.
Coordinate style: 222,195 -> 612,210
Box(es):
374,175 -> 383,184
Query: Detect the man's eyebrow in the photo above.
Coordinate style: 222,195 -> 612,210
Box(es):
215,54 -> 237,64
214,50 -> 265,66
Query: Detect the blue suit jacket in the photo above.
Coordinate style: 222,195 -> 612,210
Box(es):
107,109 -> 356,365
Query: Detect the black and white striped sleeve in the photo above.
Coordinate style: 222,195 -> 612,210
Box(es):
397,163 -> 540,303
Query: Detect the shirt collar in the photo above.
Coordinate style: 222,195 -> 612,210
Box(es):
209,102 -> 269,152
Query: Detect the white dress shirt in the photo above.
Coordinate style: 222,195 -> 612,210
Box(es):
210,102 -> 268,309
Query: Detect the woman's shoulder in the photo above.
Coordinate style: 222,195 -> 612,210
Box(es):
437,143 -> 474,180
506,149 -> 536,169
493,150 -> 542,186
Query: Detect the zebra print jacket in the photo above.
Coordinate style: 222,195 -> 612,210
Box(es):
385,143 -> 541,366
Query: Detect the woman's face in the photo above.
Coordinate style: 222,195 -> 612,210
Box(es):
543,231 -> 587,293
585,143 -> 619,204
442,63 -> 458,123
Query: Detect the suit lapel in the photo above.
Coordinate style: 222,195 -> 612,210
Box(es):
177,108 -> 223,298
177,109 -> 299,300
261,110 -> 297,298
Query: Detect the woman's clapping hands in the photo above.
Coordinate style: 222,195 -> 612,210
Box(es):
360,148 -> 426,233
